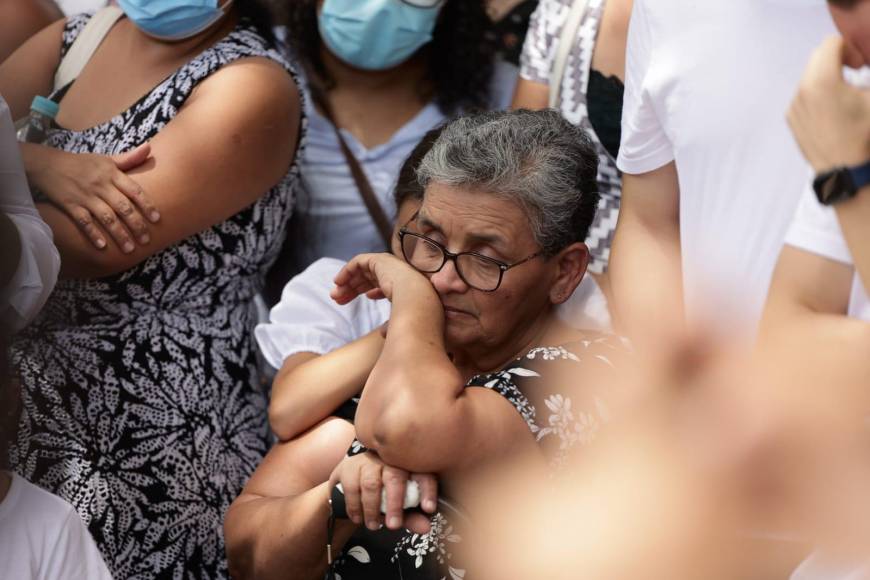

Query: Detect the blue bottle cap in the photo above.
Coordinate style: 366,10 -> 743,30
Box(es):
30,96 -> 59,119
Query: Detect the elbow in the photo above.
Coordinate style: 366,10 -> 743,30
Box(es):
268,403 -> 300,442
356,391 -> 447,473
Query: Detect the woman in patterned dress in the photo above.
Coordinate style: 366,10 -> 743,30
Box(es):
226,109 -> 627,580
0,1 -> 303,577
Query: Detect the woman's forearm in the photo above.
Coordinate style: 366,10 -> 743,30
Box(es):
270,330 -> 385,440
354,284 -> 467,467
836,185 -> 870,296
225,482 -> 356,580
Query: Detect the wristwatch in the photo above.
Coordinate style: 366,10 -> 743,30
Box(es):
813,159 -> 870,206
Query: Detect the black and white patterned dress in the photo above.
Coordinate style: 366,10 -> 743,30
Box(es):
331,334 -> 628,580
11,15 -> 304,579
520,0 -> 623,274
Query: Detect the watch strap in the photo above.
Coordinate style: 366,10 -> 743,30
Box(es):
848,159 -> 870,191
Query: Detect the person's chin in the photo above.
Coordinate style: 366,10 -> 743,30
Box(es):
444,318 -> 478,346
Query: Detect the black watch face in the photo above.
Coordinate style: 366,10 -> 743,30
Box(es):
815,169 -> 855,205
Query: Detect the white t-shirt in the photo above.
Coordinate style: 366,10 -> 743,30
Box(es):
617,0 -> 835,334
0,472 -> 112,580
0,95 -> 59,332
256,257 -> 613,369
784,185 -> 870,321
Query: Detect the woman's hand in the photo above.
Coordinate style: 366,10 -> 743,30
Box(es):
22,142 -> 160,253
328,451 -> 438,534
331,253 -> 431,305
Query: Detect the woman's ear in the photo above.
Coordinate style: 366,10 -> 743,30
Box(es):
549,242 -> 589,305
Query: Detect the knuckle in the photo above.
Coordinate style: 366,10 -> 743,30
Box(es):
117,202 -> 134,216
383,472 -> 405,485
99,212 -> 115,226
360,477 -> 381,493
73,212 -> 91,227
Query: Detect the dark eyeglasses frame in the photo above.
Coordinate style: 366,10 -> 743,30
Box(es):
398,228 -> 541,292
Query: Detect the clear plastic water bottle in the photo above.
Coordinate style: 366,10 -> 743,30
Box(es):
16,96 -> 59,144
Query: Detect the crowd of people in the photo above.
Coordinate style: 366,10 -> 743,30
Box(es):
0,0 -> 868,579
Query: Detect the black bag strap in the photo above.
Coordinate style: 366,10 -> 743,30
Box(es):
308,83 -> 393,249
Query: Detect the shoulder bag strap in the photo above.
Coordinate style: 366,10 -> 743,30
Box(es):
53,5 -> 124,92
308,84 -> 394,249
549,0 -> 590,108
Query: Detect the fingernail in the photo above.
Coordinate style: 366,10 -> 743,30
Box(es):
367,521 -> 379,531
139,234 -> 150,244
123,242 -> 135,253
424,500 -> 436,512
389,516 -> 401,528
96,239 -> 106,249
351,515 -> 361,525
149,211 -> 160,222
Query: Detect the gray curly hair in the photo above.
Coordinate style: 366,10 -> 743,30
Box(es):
416,109 -> 600,256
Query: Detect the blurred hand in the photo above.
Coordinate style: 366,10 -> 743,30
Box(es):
24,142 -> 159,252
788,36 -> 870,172
329,450 -> 437,535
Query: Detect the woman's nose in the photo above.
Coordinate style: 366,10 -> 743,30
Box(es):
429,257 -> 468,294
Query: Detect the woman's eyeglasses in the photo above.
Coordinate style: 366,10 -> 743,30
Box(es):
398,228 -> 541,292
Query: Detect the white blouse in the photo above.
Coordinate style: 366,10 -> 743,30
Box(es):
0,95 -> 59,332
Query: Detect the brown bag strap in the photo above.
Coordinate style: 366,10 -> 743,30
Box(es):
308,84 -> 394,249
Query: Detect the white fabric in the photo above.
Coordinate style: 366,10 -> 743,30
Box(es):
53,6 -> 123,92
256,257 -> 612,369
548,0 -> 589,108
0,472 -> 112,580
792,552 -> 870,580
617,0 -> 835,334
0,95 -> 59,332
255,258 -> 391,369
56,0 -> 108,16
785,185 -> 870,322
288,62 -> 518,272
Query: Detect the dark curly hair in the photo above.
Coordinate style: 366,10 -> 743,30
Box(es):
236,0 -> 279,43
277,0 -> 496,115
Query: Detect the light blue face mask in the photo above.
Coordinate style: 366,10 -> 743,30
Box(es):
318,0 -> 444,71
117,0 -> 231,41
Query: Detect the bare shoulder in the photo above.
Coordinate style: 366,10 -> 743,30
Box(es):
192,56 -> 301,118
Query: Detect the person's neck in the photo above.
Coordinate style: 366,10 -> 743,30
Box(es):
125,9 -> 239,63
450,309 -> 561,378
0,471 -> 10,504
319,47 -> 431,97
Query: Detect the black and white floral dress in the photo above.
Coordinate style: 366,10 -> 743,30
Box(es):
10,14 -> 304,580
331,333 -> 628,580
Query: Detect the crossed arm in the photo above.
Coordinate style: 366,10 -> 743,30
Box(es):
0,21 -> 301,279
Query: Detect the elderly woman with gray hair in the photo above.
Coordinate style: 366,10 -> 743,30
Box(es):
225,109 -> 627,580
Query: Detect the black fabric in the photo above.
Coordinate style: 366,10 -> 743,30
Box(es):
586,69 -> 625,160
